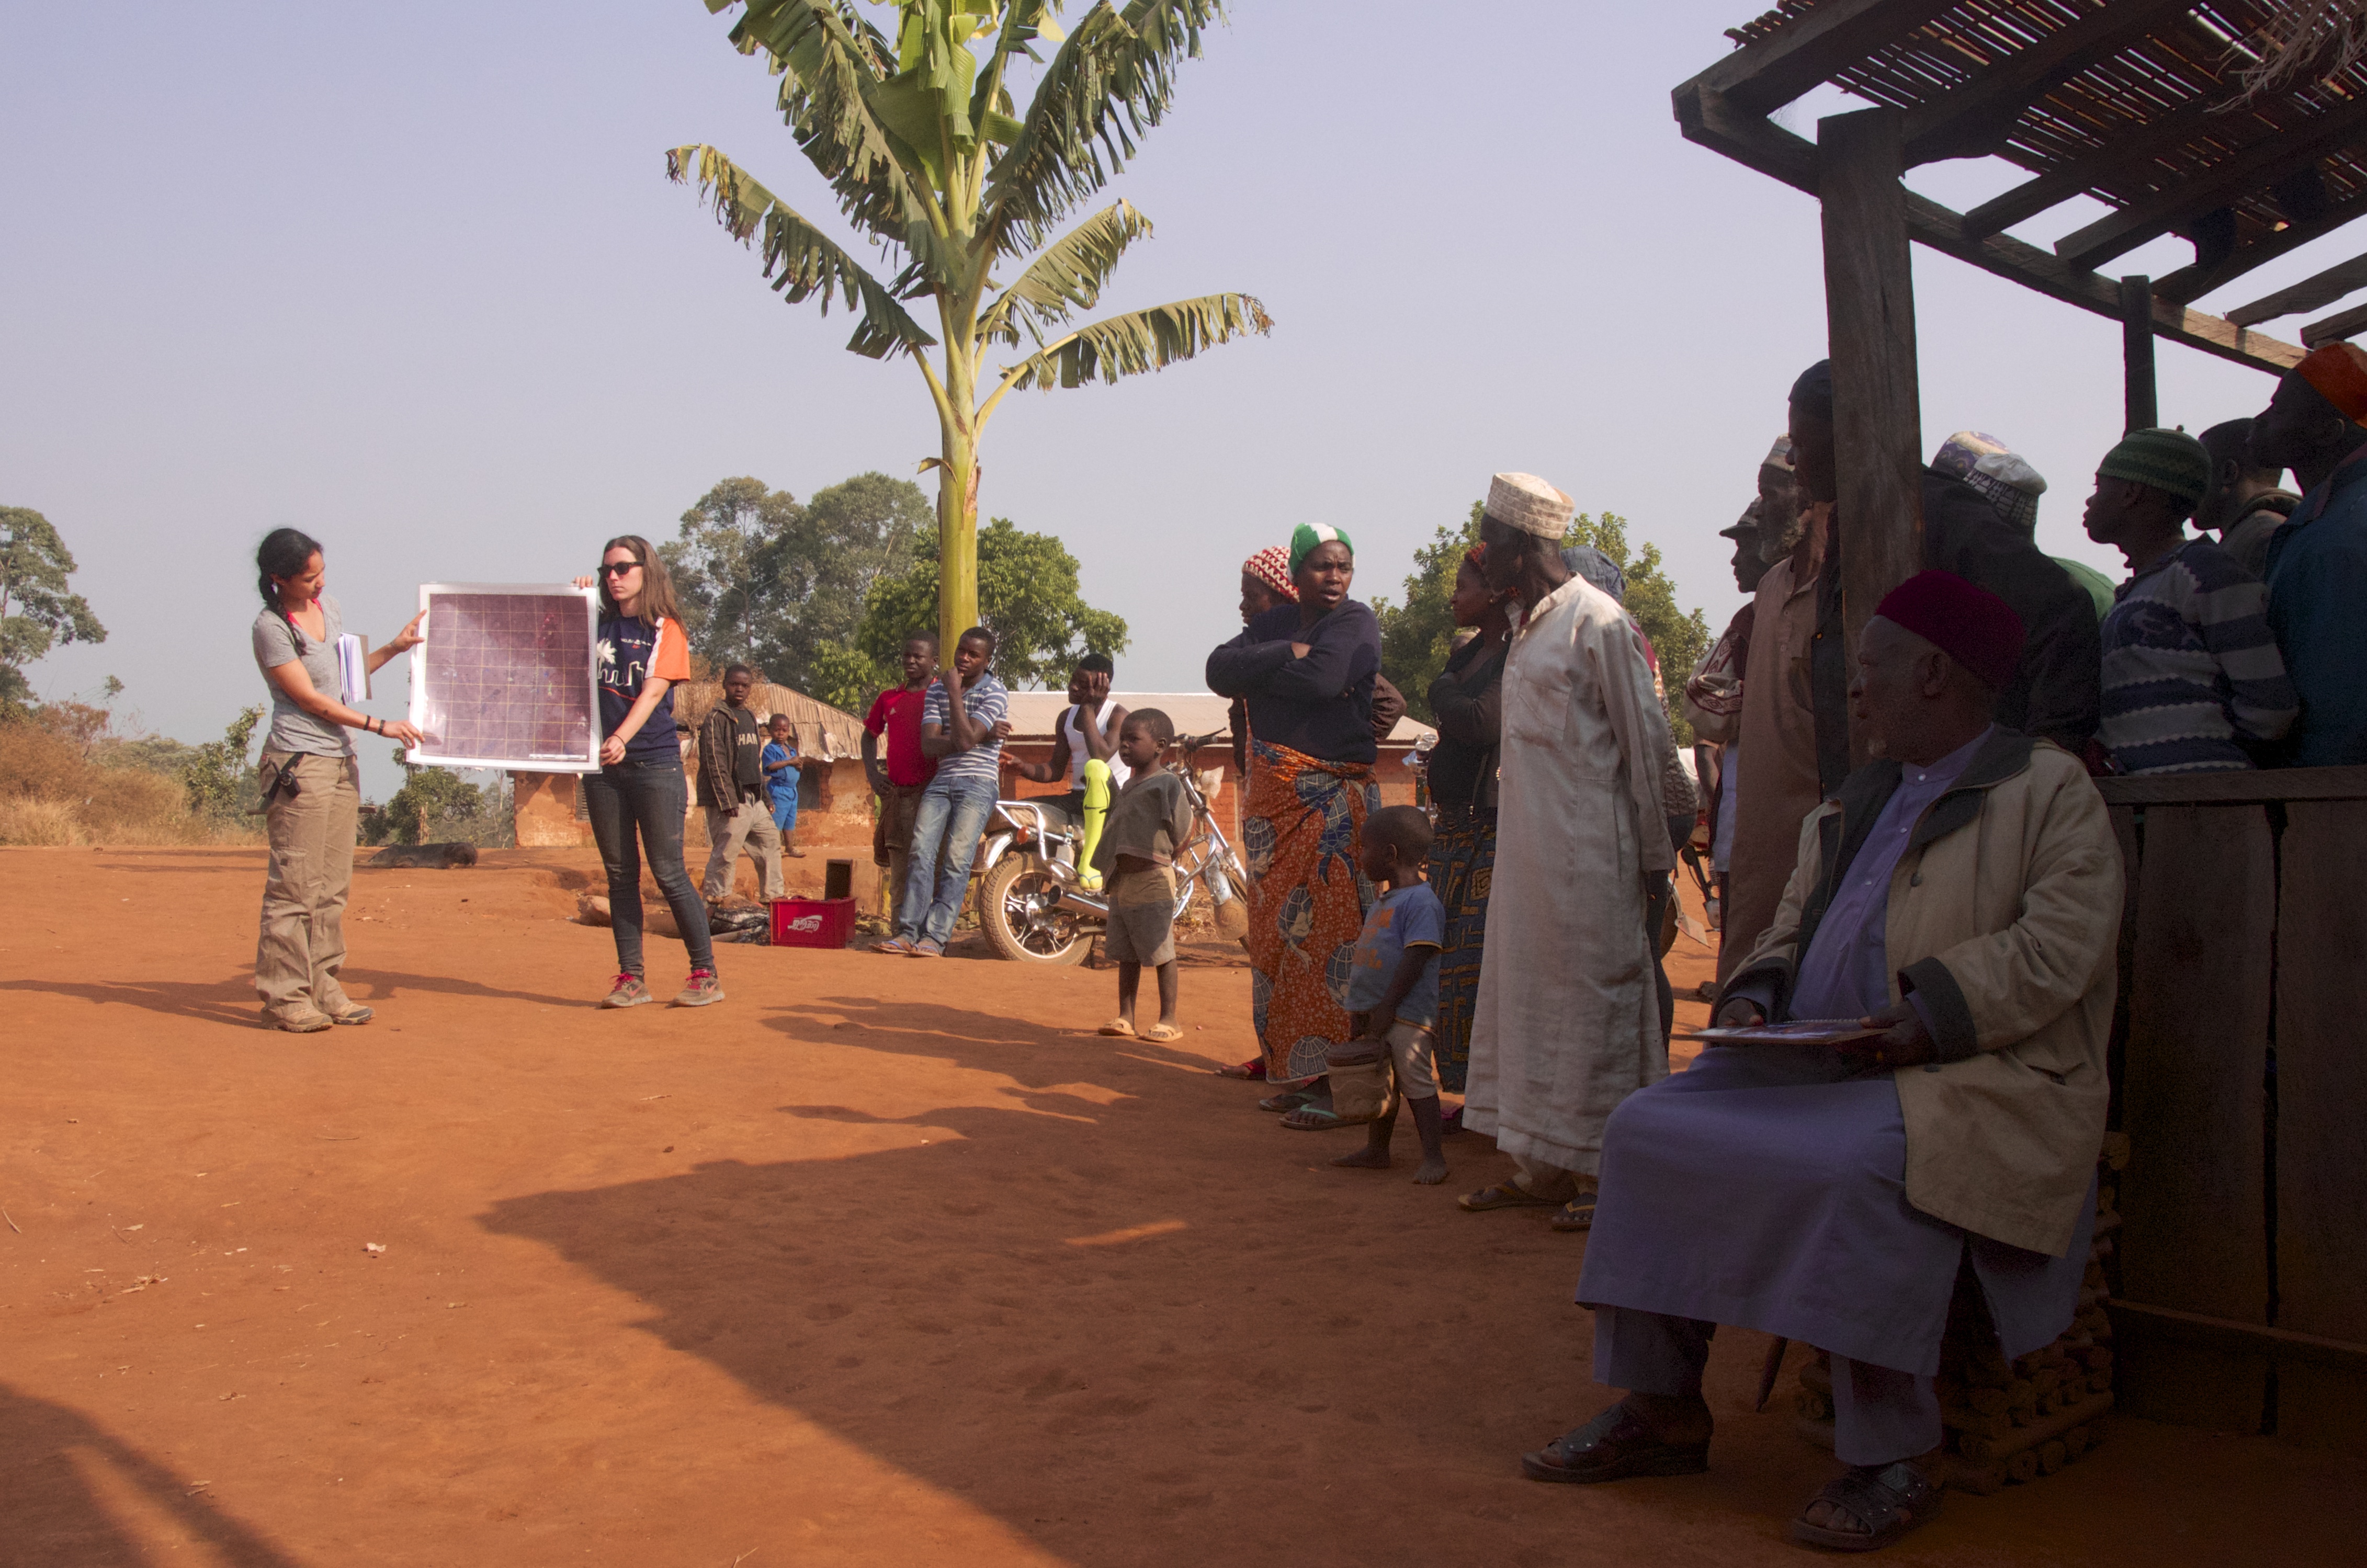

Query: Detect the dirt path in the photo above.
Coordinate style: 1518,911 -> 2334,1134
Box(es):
2,847 -> 2347,1565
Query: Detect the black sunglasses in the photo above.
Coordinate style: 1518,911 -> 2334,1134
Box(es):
600,561 -> 640,576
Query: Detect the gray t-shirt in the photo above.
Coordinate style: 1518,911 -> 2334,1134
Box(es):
252,596 -> 354,757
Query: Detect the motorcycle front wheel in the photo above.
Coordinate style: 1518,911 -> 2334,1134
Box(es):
979,857 -> 1095,965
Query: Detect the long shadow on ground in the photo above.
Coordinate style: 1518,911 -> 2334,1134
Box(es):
475,994 -> 1847,1568
1,1382 -> 303,1567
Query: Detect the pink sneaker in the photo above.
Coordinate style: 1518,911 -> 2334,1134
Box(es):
673,968 -> 724,1007
599,973 -> 652,1009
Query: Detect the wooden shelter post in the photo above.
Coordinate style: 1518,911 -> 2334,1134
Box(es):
1818,107 -> 1925,767
2121,274 -> 2160,430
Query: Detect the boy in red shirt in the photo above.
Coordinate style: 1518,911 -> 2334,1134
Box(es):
864,633 -> 939,947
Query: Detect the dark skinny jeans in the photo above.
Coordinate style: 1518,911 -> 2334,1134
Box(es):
583,755 -> 714,976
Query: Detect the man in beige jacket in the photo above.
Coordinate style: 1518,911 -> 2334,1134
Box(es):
1526,571 -> 2122,1554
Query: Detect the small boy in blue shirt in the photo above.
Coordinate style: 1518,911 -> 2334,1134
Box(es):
761,714 -> 807,856
1334,804 -> 1448,1184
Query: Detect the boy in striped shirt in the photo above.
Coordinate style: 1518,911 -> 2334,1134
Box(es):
2080,429 -> 2297,775
890,626 -> 1010,957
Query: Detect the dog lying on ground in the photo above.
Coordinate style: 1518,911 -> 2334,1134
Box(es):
366,842 -> 478,869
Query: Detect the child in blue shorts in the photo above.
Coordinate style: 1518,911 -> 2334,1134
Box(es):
1333,805 -> 1448,1184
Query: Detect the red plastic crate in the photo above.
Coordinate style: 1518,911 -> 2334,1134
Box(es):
769,895 -> 857,949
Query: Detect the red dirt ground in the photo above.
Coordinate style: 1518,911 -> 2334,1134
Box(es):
3,845 -> 2349,1566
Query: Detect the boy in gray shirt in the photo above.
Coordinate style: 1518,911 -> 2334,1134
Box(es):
1091,710 -> 1192,1042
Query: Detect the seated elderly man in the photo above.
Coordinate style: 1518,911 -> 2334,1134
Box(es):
1527,571 -> 2122,1553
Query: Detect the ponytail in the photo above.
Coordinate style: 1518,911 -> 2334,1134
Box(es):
257,527 -> 323,611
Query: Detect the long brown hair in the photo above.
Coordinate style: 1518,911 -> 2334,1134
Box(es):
597,534 -> 678,628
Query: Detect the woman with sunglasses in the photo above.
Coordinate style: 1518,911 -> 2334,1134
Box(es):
571,537 -> 721,1008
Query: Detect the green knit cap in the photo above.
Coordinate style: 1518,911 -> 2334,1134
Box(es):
2097,428 -> 2211,508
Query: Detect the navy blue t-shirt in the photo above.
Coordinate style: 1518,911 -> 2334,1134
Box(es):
595,614 -> 690,762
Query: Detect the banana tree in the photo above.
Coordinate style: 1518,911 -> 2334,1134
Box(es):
669,0 -> 1270,655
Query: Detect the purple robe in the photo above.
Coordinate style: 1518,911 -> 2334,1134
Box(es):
1576,728 -> 2090,1374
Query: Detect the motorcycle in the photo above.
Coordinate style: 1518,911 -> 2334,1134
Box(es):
975,732 -> 1249,965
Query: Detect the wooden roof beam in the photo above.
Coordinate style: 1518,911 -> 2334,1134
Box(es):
1698,0 -> 1962,117
2228,248 -> 2367,324
2303,298 -> 2367,346
2155,185 -> 2367,301
1959,93 -> 2229,241
2053,94 -> 2367,273
1672,81 -> 2302,372
1901,0 -> 2200,167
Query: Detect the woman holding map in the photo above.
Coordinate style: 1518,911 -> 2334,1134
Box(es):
571,536 -> 721,1010
251,527 -> 426,1033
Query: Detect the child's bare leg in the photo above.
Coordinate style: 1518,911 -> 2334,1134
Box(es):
1116,961 -> 1141,1028
1154,959 -> 1180,1027
1405,1094 -> 1448,1185
1331,1103 -> 1395,1169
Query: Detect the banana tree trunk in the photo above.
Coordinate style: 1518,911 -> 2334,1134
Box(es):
935,338 -> 981,659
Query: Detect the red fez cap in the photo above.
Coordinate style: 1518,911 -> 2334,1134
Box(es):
2296,342 -> 2367,422
1872,570 -> 2026,689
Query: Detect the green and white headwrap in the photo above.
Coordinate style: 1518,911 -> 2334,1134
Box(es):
1289,522 -> 1353,576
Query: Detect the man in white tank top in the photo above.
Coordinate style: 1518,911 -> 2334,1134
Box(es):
1001,654 -> 1128,888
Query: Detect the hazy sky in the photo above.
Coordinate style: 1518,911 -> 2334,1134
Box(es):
3,3 -> 2340,797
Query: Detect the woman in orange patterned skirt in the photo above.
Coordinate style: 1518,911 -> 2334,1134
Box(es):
1207,525 -> 1383,1109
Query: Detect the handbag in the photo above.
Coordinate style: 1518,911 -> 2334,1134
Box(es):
1324,1038 -> 1396,1123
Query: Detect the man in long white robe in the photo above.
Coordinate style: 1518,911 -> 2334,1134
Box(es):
1460,472 -> 1678,1223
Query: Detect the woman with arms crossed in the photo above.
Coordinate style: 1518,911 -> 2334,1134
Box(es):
572,537 -> 722,1009
251,527 -> 425,1032
1207,525 -> 1384,1113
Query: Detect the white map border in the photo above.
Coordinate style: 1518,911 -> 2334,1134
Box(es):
403,582 -> 601,775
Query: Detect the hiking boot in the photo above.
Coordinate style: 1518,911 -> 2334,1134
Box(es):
674,968 -> 724,1007
599,972 -> 653,1009
268,1008 -> 333,1035
326,1004 -> 375,1026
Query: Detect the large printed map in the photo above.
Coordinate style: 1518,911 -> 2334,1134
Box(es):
405,584 -> 599,772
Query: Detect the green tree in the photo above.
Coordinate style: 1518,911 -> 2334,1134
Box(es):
664,476 -> 801,667
669,0 -> 1266,658
0,507 -> 107,711
857,515 -> 1125,688
1373,504 -> 1712,743
366,746 -> 514,846
664,471 -> 928,692
182,706 -> 263,821
1372,502 -> 1482,725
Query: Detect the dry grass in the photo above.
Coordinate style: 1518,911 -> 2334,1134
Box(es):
0,721 -> 253,846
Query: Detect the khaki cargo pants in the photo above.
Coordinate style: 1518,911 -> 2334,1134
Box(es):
702,795 -> 785,902
256,749 -> 361,1024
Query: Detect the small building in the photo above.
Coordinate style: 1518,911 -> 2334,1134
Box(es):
1000,690 -> 1432,838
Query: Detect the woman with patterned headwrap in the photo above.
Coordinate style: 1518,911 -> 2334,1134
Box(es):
1207,525 -> 1382,1105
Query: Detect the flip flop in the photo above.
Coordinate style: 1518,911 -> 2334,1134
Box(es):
1279,1104 -> 1353,1131
1216,1058 -> 1269,1080
1098,1018 -> 1137,1038
1550,1197 -> 1598,1232
1259,1086 -> 1320,1113
1458,1181 -> 1558,1212
1140,1023 -> 1183,1042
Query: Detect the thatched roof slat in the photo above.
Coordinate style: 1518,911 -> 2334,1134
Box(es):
1691,0 -> 2367,342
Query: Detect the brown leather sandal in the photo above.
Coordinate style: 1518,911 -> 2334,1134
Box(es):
1788,1459 -> 1942,1551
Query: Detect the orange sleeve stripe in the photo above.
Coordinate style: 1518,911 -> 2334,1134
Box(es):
650,618 -> 692,682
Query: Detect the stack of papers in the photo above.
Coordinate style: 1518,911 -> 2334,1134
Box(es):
335,634 -> 369,703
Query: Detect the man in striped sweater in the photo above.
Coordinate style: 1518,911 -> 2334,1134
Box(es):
2080,429 -> 2297,775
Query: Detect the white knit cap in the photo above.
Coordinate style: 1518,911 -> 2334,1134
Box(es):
1485,472 -> 1575,537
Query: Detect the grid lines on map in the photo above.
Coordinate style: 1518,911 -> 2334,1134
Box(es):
413,590 -> 596,769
